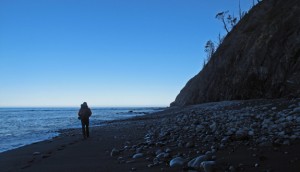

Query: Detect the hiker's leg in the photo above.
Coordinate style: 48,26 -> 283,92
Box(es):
81,120 -> 86,138
86,120 -> 89,137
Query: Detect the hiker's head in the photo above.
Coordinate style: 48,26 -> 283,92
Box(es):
81,102 -> 88,108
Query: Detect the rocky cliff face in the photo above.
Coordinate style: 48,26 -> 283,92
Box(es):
172,0 -> 300,106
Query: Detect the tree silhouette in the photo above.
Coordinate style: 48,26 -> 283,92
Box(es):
216,11 -> 237,33
205,40 -> 215,62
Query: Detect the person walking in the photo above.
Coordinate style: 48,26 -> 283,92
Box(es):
78,102 -> 92,139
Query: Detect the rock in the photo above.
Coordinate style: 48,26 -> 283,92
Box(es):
209,122 -> 217,132
288,104 -> 297,109
229,165 -> 236,172
201,161 -> 216,172
33,152 -> 41,155
132,153 -> 144,159
205,151 -> 213,159
272,107 -> 277,110
235,129 -> 249,140
147,164 -> 154,168
283,140 -> 290,145
165,148 -> 172,153
196,125 -> 205,132
156,152 -> 169,159
221,136 -> 230,144
286,116 -> 294,122
185,142 -> 195,148
169,157 -> 185,168
126,160 -> 135,164
278,131 -> 285,137
188,155 -> 209,169
155,149 -> 162,155
110,148 -> 120,157
248,130 -> 254,136
292,107 -> 300,113
136,147 -> 143,153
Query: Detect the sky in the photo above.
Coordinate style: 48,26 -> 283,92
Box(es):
0,0 -> 254,107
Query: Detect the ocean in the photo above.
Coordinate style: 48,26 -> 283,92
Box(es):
0,107 -> 161,153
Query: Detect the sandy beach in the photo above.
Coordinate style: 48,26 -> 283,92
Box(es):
0,99 -> 300,172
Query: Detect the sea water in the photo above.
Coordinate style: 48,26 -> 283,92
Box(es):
0,107 -> 161,153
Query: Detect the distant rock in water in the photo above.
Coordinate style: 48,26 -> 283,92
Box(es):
172,0 -> 300,106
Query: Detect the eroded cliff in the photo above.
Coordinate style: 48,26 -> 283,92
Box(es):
172,0 -> 300,106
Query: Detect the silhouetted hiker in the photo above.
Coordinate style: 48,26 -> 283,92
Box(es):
78,102 -> 92,139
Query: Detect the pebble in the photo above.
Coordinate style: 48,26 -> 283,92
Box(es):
132,153 -> 144,159
169,157 -> 185,168
188,155 -> 209,169
126,160 -> 135,164
110,99 -> 300,170
292,107 -> 300,113
229,165 -> 235,171
136,147 -> 143,153
110,148 -> 120,157
165,148 -> 172,153
33,152 -> 41,155
185,142 -> 195,148
201,161 -> 216,172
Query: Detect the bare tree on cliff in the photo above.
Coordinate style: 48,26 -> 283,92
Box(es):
216,11 -> 237,33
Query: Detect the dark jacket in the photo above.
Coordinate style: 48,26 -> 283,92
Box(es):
78,106 -> 92,120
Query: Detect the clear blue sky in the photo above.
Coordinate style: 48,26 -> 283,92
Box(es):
0,0 -> 254,107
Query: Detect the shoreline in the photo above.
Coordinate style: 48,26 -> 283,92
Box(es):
0,99 -> 299,171
0,107 -> 164,154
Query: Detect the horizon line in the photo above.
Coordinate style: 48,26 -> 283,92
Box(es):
0,105 -> 168,108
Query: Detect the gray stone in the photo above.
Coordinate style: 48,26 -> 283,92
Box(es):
272,107 -> 277,110
221,136 -> 230,144
292,107 -> 300,113
185,142 -> 195,148
165,148 -> 172,153
188,155 -> 209,169
201,161 -> 216,172
196,125 -> 205,132
229,165 -> 236,172
33,152 -> 41,155
169,157 -> 185,168
136,147 -> 143,153
209,122 -> 217,132
155,149 -> 162,155
132,153 -> 144,159
156,153 -> 169,159
248,130 -> 255,136
283,140 -> 290,145
110,148 -> 120,157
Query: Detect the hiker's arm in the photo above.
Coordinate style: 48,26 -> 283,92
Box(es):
89,108 -> 92,116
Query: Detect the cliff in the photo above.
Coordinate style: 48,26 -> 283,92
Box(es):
171,0 -> 300,106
